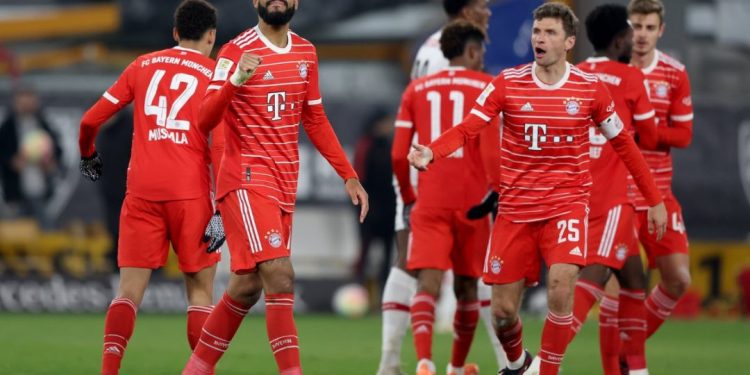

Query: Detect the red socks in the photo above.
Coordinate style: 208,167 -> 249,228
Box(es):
450,300 -> 480,368
265,294 -> 301,375
184,293 -> 251,375
101,298 -> 137,375
598,296 -> 621,375
570,280 -> 603,342
645,284 -> 679,338
410,292 -> 437,361
496,318 -> 524,365
187,305 -> 213,350
619,289 -> 647,371
539,312 -> 572,375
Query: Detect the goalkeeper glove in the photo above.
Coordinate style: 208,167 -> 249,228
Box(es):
203,211 -> 226,253
466,190 -> 499,220
80,151 -> 103,181
402,202 -> 414,230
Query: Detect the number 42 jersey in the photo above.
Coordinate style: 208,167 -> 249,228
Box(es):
100,46 -> 214,201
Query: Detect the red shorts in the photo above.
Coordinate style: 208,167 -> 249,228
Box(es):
483,206 -> 589,286
586,204 -> 639,270
406,206 -> 491,278
118,194 -> 220,272
218,189 -> 292,274
635,195 -> 689,268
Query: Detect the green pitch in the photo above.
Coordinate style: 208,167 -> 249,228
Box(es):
0,313 -> 746,374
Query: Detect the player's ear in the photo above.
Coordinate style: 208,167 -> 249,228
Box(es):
565,35 -> 576,52
172,27 -> 180,44
658,22 -> 665,38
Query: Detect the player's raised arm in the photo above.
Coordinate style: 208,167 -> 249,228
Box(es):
409,76 -> 505,169
78,60 -> 137,180
628,70 -> 658,150
300,52 -> 368,222
592,81 -> 667,238
657,69 -> 693,148
391,86 -> 417,205
198,47 -> 261,132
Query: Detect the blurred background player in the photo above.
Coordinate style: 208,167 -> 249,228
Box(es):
182,1 -> 369,374
392,20 -> 494,375
561,4 -> 658,375
407,3 -> 668,375
627,0 -> 695,341
378,2 -> 505,374
77,1 -> 224,374
0,85 -> 63,226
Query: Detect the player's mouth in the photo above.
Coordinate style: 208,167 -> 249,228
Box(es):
268,0 -> 287,9
534,47 -> 547,59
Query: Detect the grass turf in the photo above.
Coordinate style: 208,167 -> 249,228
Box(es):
0,313 -> 746,374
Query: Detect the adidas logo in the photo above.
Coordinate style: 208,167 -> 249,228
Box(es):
569,247 -> 583,256
105,346 -> 121,356
263,70 -> 274,80
521,102 -> 534,112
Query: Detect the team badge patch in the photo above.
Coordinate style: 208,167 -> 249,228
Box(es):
615,243 -> 628,261
214,58 -> 234,82
265,229 -> 283,248
655,82 -> 669,98
564,98 -> 582,115
298,62 -> 308,79
490,257 -> 503,275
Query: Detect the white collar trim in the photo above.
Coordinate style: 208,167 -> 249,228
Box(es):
254,25 -> 292,54
642,49 -> 660,75
585,56 -> 610,63
174,46 -> 202,54
532,61 -> 571,90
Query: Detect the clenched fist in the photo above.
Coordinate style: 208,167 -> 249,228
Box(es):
230,52 -> 262,86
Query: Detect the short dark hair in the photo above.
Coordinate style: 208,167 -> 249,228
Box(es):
533,2 -> 579,38
440,20 -> 486,60
443,0 -> 472,17
174,0 -> 217,41
585,4 -> 630,51
628,0 -> 665,24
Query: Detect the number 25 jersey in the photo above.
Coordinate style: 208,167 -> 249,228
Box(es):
102,46 -> 214,201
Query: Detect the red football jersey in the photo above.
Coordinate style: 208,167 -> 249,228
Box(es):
577,57 -> 657,218
430,62 -> 622,223
207,27 -> 356,212
392,67 -> 492,209
83,47 -> 214,201
628,50 -> 693,210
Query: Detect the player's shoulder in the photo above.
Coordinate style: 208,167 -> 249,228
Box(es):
569,63 -> 600,84
422,30 -> 443,49
290,31 -> 317,53
500,63 -> 533,79
467,69 -> 494,84
622,63 -> 647,81
656,50 -> 686,72
227,27 -> 260,50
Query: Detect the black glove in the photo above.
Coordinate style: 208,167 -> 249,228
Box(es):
403,202 -> 414,230
80,151 -> 103,181
203,211 -> 226,253
467,190 -> 499,220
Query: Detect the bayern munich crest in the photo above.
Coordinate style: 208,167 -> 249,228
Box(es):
564,98 -> 582,115
615,243 -> 628,261
655,82 -> 669,98
490,257 -> 503,275
265,229 -> 283,248
298,62 -> 308,79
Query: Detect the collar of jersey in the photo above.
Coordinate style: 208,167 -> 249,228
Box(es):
585,56 -> 609,63
254,25 -> 293,54
531,61 -> 571,90
173,46 -> 202,55
443,66 -> 466,71
641,49 -> 660,75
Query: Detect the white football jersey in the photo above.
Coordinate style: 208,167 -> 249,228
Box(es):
410,30 -> 450,80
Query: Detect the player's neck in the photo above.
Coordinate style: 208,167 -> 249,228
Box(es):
631,48 -> 656,69
534,59 -> 567,85
593,49 -> 615,61
178,41 -> 208,56
258,22 -> 290,48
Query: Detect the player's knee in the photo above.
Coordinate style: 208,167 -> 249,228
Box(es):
453,277 -> 478,301
491,301 -> 518,328
664,271 -> 691,297
418,278 -> 441,297
266,273 -> 295,295
547,279 -> 575,313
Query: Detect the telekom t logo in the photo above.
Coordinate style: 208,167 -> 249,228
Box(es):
267,91 -> 287,120
524,123 -> 547,151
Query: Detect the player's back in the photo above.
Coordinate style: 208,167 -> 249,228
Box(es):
577,57 -> 649,216
409,68 -> 492,209
211,27 -> 318,212
411,30 -> 450,80
631,50 -> 693,208
113,47 -> 214,201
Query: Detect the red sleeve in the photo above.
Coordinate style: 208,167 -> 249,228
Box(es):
430,75 -> 505,160
301,52 -> 357,181
199,44 -> 243,133
608,131 -> 662,206
391,85 -> 417,204
659,70 -> 693,148
628,70 -> 658,150
78,60 -> 137,157
478,117 -> 501,190
591,80 -> 616,124
209,121 -> 225,187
